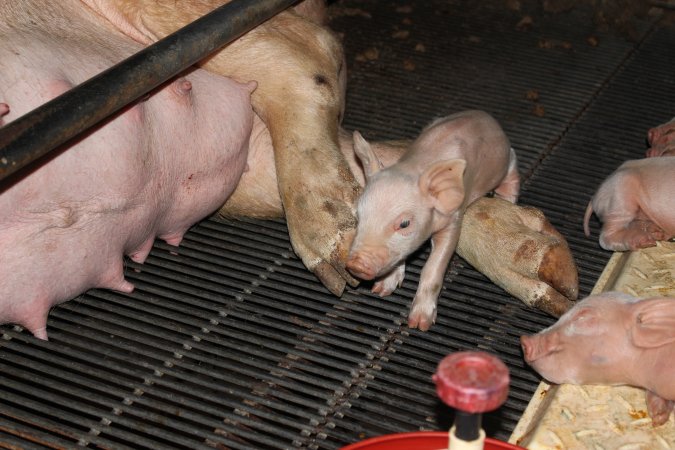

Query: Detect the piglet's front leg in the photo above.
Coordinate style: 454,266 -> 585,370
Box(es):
408,224 -> 460,331
372,263 -> 405,296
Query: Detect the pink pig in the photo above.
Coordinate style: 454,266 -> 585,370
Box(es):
0,102 -> 8,126
346,110 -> 520,331
646,117 -> 675,158
521,292 -> 675,426
583,157 -> 675,251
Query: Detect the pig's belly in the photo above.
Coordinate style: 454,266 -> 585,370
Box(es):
0,46 -> 252,339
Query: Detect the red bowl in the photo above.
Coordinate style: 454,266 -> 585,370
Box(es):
341,431 -> 524,450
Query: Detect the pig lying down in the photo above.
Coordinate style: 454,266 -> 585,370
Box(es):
346,110 -> 521,330
583,156 -> 675,251
86,0 -> 362,296
0,1 -> 571,340
521,292 -> 675,426
224,122 -> 578,321
0,0 -> 254,339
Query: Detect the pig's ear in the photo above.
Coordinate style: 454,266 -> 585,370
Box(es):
353,131 -> 383,179
630,298 -> 675,348
419,159 -> 467,215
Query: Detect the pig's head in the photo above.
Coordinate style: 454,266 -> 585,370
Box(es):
346,131 -> 467,281
521,292 -> 675,387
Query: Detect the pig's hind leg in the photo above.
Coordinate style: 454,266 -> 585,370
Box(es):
646,391 -> 674,426
493,148 -> 520,203
646,117 -> 675,157
599,215 -> 664,251
593,171 -> 661,251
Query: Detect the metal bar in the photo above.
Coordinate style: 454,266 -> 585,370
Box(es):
0,0 -> 297,182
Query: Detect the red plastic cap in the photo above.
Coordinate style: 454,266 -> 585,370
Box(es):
432,351 -> 510,413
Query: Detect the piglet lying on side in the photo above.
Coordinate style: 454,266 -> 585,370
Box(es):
346,110 -> 520,330
583,157 -> 675,251
521,292 -> 675,426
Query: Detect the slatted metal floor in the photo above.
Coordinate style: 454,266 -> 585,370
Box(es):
2,1 -> 675,448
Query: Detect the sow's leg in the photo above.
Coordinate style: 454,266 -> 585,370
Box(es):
95,0 -> 361,295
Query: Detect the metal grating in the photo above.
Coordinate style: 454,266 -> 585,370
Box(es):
2,1 -> 675,448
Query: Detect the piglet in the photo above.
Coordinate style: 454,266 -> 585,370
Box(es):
646,116 -> 675,157
521,292 -> 675,426
583,157 -> 675,251
346,110 -> 520,330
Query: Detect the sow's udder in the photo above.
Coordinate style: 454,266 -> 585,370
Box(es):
0,63 -> 253,340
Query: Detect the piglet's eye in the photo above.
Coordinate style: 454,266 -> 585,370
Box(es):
400,219 -> 410,229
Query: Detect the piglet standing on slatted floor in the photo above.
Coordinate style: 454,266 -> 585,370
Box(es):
345,110 -> 520,330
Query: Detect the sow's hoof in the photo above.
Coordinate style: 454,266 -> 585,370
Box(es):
457,197 -> 578,317
281,175 -> 362,296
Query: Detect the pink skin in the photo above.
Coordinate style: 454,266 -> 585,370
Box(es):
0,0 -> 254,340
521,292 -> 675,426
0,102 -> 8,125
646,117 -> 675,158
346,110 -> 520,331
583,157 -> 675,251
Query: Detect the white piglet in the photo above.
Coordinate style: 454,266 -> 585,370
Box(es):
346,110 -> 520,330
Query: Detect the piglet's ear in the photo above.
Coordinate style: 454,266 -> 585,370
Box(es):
630,298 -> 675,348
419,159 -> 467,215
353,131 -> 383,180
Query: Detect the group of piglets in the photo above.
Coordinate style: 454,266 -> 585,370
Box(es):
344,108 -> 675,425
3,0 -> 674,428
522,117 -> 675,426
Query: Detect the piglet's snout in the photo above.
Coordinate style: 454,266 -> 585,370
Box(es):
347,244 -> 392,280
346,253 -> 377,280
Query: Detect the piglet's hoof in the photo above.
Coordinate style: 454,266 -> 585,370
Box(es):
408,297 -> 437,331
647,391 -> 675,427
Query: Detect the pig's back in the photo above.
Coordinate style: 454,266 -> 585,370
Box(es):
407,110 -> 510,164
400,110 -> 512,198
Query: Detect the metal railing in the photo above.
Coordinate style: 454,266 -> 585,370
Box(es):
0,0 -> 297,182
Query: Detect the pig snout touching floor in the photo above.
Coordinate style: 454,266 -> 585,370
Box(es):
0,0 -> 255,340
521,291 -> 675,426
583,157 -> 675,251
347,110 -> 521,331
